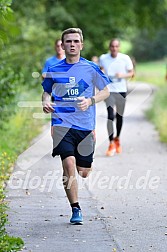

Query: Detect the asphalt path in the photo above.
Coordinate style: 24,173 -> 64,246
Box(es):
6,82 -> 167,252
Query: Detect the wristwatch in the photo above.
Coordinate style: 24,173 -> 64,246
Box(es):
90,97 -> 95,106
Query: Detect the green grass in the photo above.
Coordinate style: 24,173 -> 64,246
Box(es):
1,109 -> 43,156
146,87 -> 167,143
135,59 -> 167,142
135,59 -> 167,86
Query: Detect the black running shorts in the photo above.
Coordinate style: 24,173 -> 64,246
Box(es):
52,126 -> 96,168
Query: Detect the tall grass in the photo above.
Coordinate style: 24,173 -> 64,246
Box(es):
135,59 -> 167,142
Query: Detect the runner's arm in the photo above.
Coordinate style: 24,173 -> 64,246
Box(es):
42,92 -> 55,113
77,86 -> 109,111
115,69 -> 134,79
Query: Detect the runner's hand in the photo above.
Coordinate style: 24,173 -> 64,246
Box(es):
115,73 -> 123,78
77,96 -> 91,111
42,101 -> 55,113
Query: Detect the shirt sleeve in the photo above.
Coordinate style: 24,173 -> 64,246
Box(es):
41,69 -> 54,93
93,64 -> 110,90
42,60 -> 49,74
126,55 -> 133,71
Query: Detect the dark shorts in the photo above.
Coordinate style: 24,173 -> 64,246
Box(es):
52,126 -> 96,168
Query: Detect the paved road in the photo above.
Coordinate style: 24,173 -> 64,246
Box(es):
6,82 -> 167,252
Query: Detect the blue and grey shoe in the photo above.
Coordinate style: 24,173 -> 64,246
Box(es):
70,207 -> 83,225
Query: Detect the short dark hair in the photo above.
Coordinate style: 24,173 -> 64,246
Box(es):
61,28 -> 83,43
109,38 -> 120,47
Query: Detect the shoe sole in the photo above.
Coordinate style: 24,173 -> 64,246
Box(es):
70,221 -> 83,225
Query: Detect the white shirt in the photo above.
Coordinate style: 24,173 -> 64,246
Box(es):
99,52 -> 133,92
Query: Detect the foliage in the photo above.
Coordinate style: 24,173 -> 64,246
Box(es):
0,0 -> 19,48
0,233 -> 24,252
133,0 -> 167,30
0,63 -> 23,128
131,29 -> 167,61
10,0 -> 167,58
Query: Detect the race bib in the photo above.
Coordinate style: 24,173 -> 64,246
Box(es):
52,78 -> 88,102
62,82 -> 82,101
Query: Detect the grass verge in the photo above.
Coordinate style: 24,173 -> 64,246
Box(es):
135,59 -> 167,86
0,90 -> 45,251
146,86 -> 167,143
135,59 -> 167,142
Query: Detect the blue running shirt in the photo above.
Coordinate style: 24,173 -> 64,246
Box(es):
42,55 -> 65,74
42,57 -> 110,130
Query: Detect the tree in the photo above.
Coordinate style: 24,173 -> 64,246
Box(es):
0,0 -> 19,48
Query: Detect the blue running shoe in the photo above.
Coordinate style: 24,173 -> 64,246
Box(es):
70,207 -> 83,225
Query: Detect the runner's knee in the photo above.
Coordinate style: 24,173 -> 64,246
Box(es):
77,166 -> 92,178
62,156 -> 75,175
